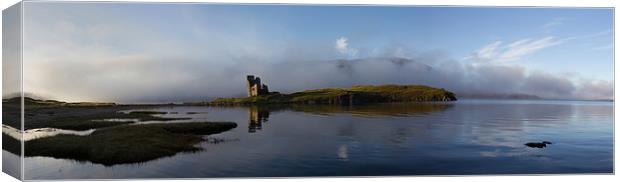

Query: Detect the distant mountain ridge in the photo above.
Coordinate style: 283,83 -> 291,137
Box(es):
3,97 -> 116,106
460,93 -> 542,100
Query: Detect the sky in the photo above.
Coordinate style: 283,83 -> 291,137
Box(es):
11,2 -> 614,103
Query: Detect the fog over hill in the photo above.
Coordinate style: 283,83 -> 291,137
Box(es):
10,56 -> 612,103
233,57 -> 612,102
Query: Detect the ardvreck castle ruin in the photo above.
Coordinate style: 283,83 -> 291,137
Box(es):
246,75 -> 269,97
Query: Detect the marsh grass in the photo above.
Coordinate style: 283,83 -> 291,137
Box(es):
2,97 -> 239,166
22,122 -> 237,166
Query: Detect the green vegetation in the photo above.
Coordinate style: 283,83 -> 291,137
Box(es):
14,122 -> 237,166
209,84 -> 457,106
2,97 -> 239,166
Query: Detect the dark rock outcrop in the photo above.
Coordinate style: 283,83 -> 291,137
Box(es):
525,141 -> 553,148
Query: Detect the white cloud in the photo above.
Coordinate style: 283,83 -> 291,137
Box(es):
581,29 -> 612,39
335,37 -> 359,59
592,44 -> 613,50
469,36 -> 562,62
541,18 -> 564,33
470,41 -> 501,61
335,37 -> 349,53
498,37 -> 562,61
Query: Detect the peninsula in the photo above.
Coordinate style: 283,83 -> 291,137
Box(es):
209,75 -> 457,106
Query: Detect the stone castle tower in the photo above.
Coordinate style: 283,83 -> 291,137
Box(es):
246,75 -> 269,97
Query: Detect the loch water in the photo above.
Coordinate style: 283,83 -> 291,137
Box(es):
7,99 -> 613,179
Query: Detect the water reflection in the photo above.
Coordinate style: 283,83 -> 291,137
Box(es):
288,102 -> 452,117
243,102 -> 452,118
248,106 -> 270,133
337,144 -> 349,161
245,103 -> 450,133
19,100 -> 613,179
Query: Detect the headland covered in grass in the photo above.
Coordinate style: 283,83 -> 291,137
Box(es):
209,84 -> 457,106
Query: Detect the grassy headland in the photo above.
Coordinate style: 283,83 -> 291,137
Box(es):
209,85 -> 457,106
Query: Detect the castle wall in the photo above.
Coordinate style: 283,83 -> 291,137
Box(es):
246,75 -> 269,97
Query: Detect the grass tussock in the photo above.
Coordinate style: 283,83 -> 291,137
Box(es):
23,122 -> 237,166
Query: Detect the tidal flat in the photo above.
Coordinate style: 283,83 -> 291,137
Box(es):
2,97 -> 196,131
2,97 -> 238,165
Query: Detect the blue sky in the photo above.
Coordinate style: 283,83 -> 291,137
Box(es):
192,5 -> 614,79
20,2 -> 614,102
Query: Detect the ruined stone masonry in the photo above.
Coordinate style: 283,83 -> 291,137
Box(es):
246,75 -> 269,97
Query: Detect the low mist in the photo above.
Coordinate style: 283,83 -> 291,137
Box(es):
20,54 -> 613,103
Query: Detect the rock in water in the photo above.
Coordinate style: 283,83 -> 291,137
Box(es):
525,141 -> 553,148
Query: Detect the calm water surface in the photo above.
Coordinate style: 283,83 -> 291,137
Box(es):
11,99 -> 613,179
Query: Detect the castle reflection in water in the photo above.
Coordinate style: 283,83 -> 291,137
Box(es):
244,103 -> 453,133
248,106 -> 270,133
